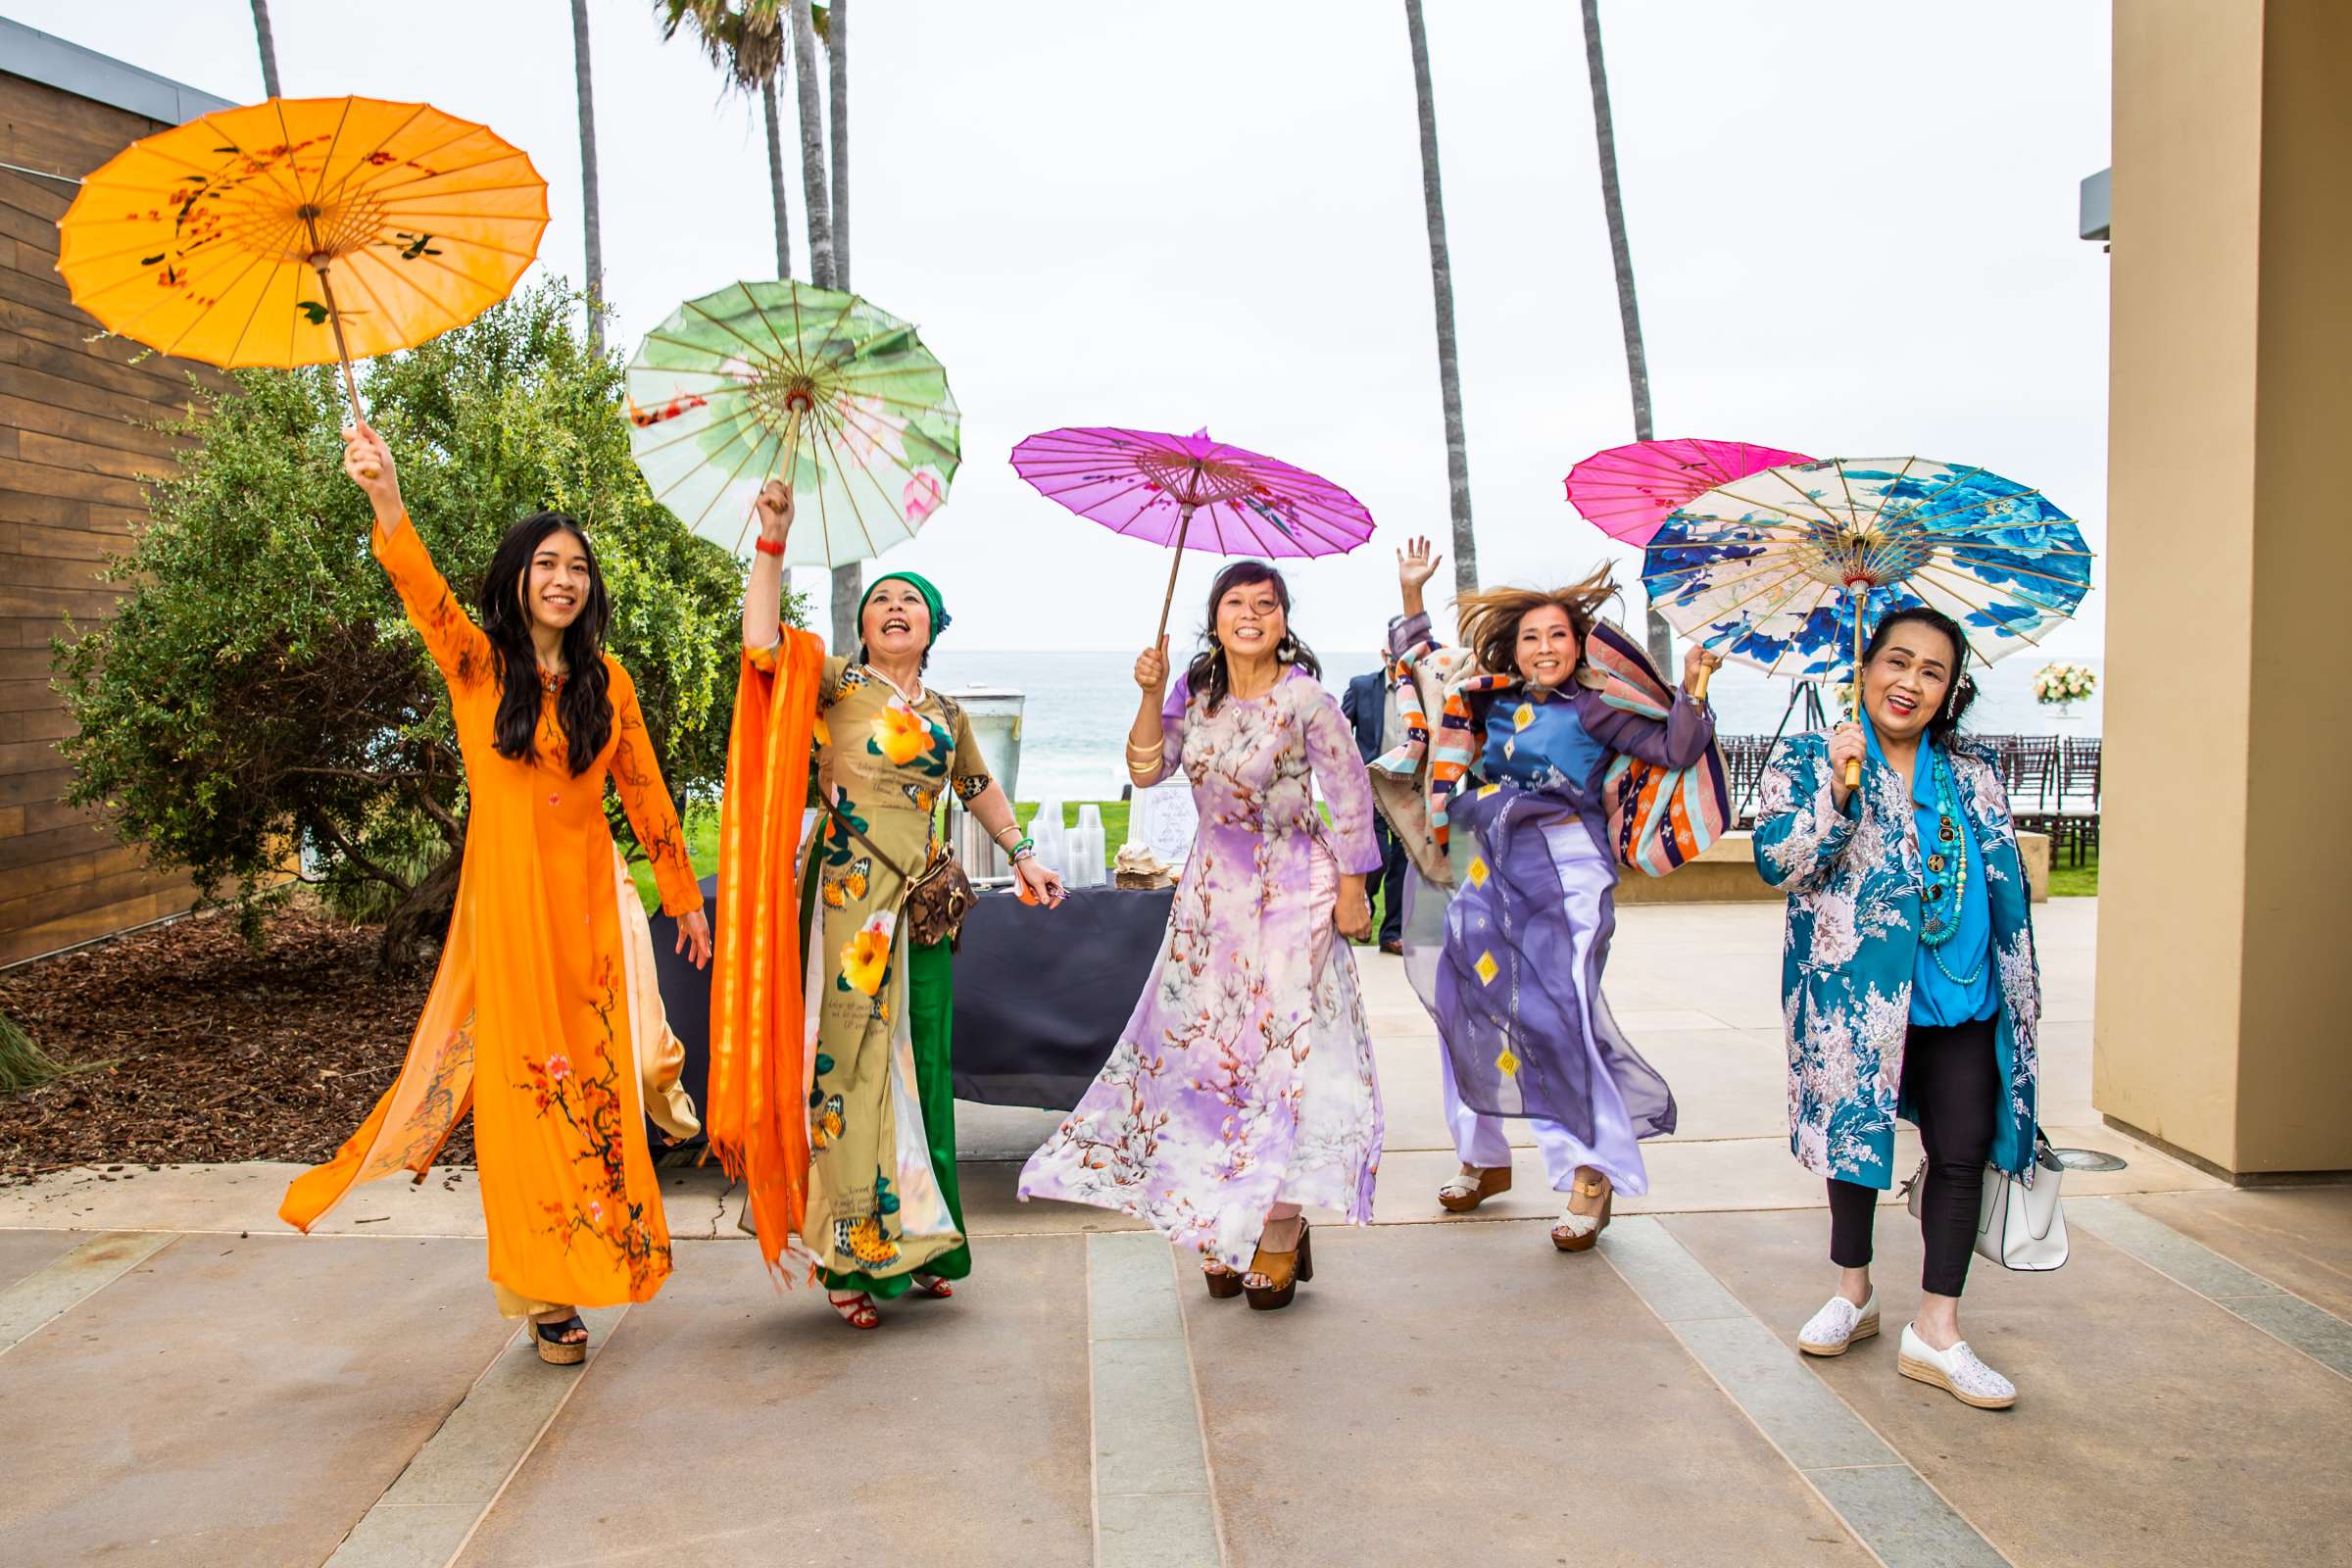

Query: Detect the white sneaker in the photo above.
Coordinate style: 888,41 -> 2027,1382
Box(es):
1796,1291 -> 1879,1356
1898,1322 -> 2017,1409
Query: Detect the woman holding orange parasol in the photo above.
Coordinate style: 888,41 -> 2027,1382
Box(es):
281,425 -> 710,1363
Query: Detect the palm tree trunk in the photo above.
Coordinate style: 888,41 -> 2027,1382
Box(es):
569,0 -> 604,353
250,0 -> 282,97
762,76 -> 795,280
789,0 -> 856,648
789,0 -> 836,290
827,0 -> 849,289
1579,0 -> 1673,672
1402,0 -> 1477,606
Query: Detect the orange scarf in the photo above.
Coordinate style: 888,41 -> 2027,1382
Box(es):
706,629 -> 824,1275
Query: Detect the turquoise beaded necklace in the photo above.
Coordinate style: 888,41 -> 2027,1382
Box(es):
1917,743 -> 1984,986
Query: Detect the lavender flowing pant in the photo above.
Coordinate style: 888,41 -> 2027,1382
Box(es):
1433,817 -> 1648,1196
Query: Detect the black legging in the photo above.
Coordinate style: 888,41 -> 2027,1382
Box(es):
1827,1014 -> 1998,1298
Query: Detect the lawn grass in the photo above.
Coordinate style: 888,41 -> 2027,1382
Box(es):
2047,848 -> 2099,898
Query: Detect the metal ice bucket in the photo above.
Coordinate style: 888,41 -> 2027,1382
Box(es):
947,686 -> 1024,886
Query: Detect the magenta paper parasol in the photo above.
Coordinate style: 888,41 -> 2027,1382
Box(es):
1564,437 -> 1815,546
1011,425 -> 1375,644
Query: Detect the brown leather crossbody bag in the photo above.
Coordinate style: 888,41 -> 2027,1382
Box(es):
820,801 -> 977,950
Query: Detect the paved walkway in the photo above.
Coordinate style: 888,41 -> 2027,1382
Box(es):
5,901 -> 2351,1566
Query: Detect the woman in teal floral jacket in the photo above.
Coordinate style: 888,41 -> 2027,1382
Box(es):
1751,606 -> 2042,1410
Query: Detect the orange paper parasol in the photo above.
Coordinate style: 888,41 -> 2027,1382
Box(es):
56,96 -> 547,442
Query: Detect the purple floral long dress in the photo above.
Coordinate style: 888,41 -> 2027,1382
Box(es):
1019,665 -> 1386,1269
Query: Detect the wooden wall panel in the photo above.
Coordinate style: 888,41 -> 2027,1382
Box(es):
0,69 -> 231,966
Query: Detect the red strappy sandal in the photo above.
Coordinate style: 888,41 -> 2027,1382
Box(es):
828,1292 -> 881,1330
906,1273 -> 955,1299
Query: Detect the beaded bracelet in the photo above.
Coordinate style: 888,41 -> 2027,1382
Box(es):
1009,844 -> 1038,864
753,536 -> 786,558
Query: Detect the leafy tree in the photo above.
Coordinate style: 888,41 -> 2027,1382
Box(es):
55,281 -> 799,965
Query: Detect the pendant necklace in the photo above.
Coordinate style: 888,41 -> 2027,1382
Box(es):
1918,744 -> 1984,986
862,662 -> 925,707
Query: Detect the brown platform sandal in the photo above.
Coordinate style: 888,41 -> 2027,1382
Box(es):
1202,1259 -> 1245,1299
531,1312 -> 588,1366
1550,1175 -> 1612,1253
1438,1164 -> 1513,1213
1244,1219 -> 1314,1311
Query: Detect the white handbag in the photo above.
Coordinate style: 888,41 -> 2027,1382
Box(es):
1903,1134 -> 2069,1271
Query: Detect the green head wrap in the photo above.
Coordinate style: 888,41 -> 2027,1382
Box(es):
859,570 -> 952,648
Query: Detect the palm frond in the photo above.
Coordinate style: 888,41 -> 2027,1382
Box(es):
654,0 -> 788,88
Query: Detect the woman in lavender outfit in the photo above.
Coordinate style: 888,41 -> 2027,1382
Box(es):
1019,563 -> 1381,1310
1385,539 -> 1719,1251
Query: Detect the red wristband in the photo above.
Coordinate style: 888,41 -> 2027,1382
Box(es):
754,537 -> 786,558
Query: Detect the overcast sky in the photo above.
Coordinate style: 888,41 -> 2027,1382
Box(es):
17,0 -> 2112,655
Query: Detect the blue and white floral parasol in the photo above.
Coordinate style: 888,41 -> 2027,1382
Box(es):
1642,456 -> 2092,686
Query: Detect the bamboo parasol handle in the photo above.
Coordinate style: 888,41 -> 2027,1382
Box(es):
1844,580 -> 1868,789
1152,502 -> 1199,650
306,243 -> 376,480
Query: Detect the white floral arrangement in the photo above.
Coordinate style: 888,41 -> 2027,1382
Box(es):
2032,662 -> 2097,707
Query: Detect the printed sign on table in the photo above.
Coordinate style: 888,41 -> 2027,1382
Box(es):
1130,778 -> 1198,863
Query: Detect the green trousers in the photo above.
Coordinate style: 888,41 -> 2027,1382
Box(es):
823,936 -> 972,1298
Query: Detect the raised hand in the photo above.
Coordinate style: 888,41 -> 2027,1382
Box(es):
342,421 -> 404,524
755,478 -> 794,547
1397,535 -> 1442,591
1397,534 -> 1442,616
1683,644 -> 1723,694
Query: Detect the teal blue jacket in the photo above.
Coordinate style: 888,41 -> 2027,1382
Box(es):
1751,731 -> 2044,1190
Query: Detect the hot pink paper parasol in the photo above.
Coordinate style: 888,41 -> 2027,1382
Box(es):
1564,437 -> 1815,546
1011,425 -> 1375,643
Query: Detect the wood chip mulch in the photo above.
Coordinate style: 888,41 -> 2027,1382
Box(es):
0,901 -> 472,1185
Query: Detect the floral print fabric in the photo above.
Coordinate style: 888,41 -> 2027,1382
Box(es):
1019,667 -> 1385,1270
799,656 -> 993,1280
1751,731 -> 2043,1189
282,516 -> 702,1312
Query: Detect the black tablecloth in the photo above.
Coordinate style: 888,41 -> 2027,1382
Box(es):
948,884 -> 1173,1109
647,876 -> 1171,1138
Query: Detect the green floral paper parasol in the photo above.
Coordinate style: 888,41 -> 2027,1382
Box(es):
624,279 -> 960,564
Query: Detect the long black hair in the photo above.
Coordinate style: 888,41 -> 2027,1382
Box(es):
1186,560 -> 1321,714
1860,605 -> 1977,746
479,512 -> 612,776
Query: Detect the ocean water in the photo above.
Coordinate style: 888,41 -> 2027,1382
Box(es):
926,650 -> 2105,802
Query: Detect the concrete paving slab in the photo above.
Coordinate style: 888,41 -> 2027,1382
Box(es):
456,1233 -> 1096,1568
0,1227 -> 80,1292
2072,1196 -> 2352,1380
2124,1188 -> 2352,1322
0,1160 -> 489,1237
0,1229 -> 173,1353
1803,1465 -> 2010,1568
1097,1492 -> 1222,1568
0,1233 -> 517,1568
1641,1028 -> 1796,1142
1182,1219 -> 1872,1567
956,1099 -> 1073,1159
1615,1006 -> 1735,1033
323,1307 -> 627,1568
958,1157 -> 1152,1238
1663,1206 -> 2352,1568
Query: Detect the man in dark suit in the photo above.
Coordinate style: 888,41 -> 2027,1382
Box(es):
1339,663 -> 1410,955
